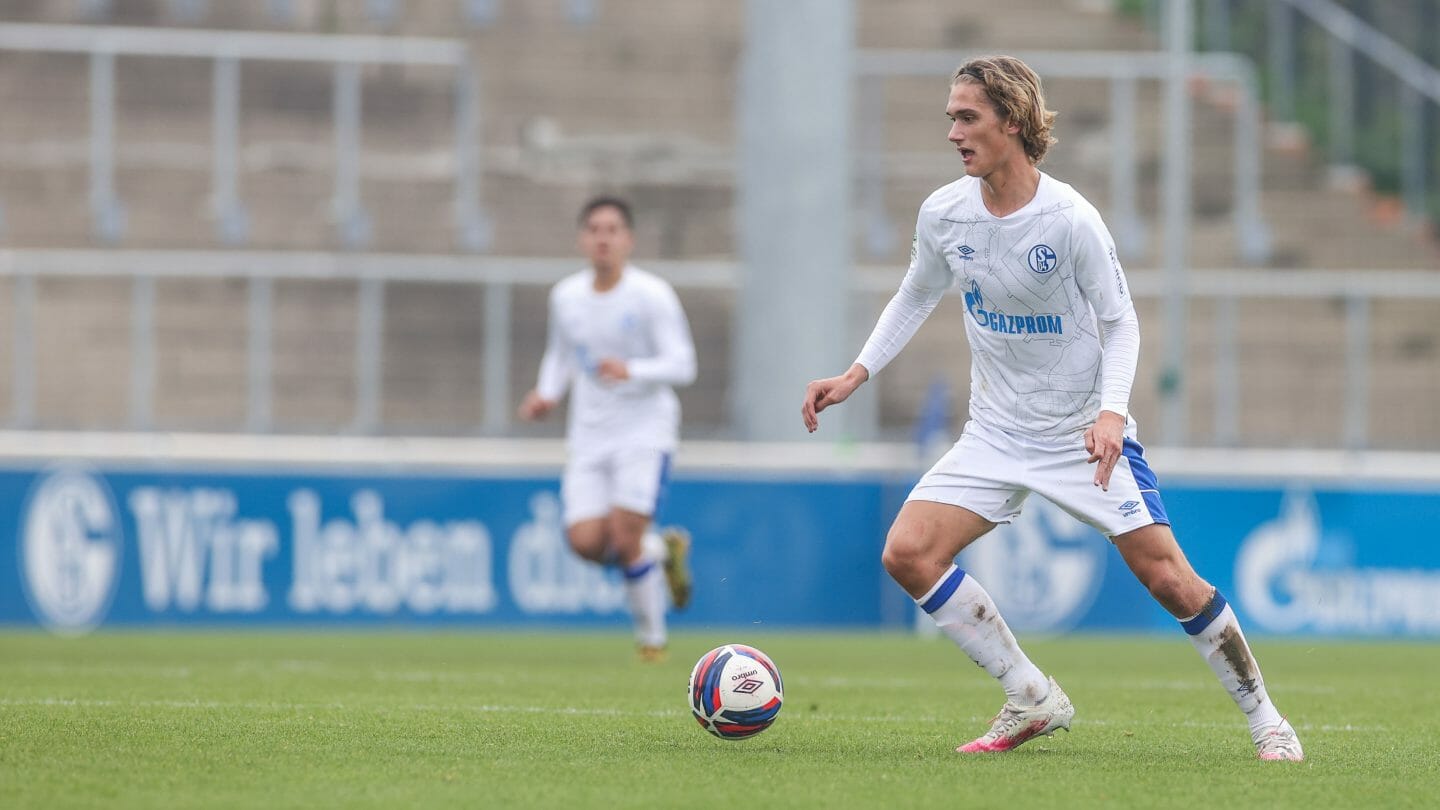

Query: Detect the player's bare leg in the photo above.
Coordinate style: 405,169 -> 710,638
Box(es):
565,519 -> 611,564
564,512 -> 670,661
1115,523 -> 1303,761
884,500 -> 1073,752
608,507 -> 670,662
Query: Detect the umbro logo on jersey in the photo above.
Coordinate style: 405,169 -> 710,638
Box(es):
957,245 -> 975,260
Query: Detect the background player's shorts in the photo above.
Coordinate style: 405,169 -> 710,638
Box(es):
561,446 -> 673,526
907,419 -> 1170,539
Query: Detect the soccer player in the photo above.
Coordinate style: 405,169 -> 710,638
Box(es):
519,196 -> 697,661
800,56 -> 1303,761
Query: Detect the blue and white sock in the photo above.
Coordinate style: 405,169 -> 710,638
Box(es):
623,552 -> 667,648
1181,589 -> 1283,739
917,564 -> 1050,706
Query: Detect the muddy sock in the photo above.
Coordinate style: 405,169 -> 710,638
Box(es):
917,564 -> 1049,706
1181,589 -> 1283,739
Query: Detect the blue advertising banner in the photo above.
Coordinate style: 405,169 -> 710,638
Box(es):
0,464 -> 891,633
3,461 -> 1438,637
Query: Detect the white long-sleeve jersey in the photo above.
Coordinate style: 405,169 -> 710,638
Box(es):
856,172 -> 1140,439
535,265 -> 697,455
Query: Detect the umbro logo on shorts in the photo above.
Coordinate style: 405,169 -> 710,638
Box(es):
1118,500 -> 1139,510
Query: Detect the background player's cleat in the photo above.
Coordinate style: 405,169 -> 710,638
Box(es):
1255,718 -> 1305,761
957,677 -> 1074,753
637,644 -> 668,663
661,527 -> 693,610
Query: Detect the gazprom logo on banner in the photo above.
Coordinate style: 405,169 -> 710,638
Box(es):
956,499 -> 1107,632
20,468 -> 123,634
1236,491 -> 1440,635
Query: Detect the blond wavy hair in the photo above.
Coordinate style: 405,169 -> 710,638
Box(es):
951,55 -> 1058,165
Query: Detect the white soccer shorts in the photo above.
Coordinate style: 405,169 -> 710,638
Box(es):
907,419 -> 1170,539
561,446 -> 673,526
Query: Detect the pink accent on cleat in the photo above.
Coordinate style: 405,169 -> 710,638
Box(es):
956,677 -> 1074,754
1255,718 -> 1304,762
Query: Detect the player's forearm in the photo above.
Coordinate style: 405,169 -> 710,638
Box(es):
1097,310 -> 1139,417
535,350 -> 572,401
626,347 -> 697,386
854,276 -> 945,377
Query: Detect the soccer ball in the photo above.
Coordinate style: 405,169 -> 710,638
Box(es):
688,643 -> 783,739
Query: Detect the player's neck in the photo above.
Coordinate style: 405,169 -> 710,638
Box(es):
978,163 -> 1040,218
591,262 -> 625,292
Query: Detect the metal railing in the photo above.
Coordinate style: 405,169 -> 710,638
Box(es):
0,23 -> 490,250
3,249 -> 1438,449
1189,0 -> 1440,226
1266,0 -> 1440,227
855,48 -> 1271,265
71,0 -> 599,28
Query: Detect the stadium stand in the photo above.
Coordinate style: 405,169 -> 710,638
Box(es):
0,0 -> 1436,444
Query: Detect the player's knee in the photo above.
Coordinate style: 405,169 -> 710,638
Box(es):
881,526 -> 926,579
1143,568 -> 1190,613
566,531 -> 607,563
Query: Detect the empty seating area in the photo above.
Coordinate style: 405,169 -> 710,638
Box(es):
0,1 -> 1436,447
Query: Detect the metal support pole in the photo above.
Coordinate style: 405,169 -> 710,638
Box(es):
266,0 -> 296,24
332,62 -> 370,248
1213,295 -> 1238,446
212,56 -> 248,245
246,276 -> 274,432
365,0 -> 399,25
736,0 -> 855,441
481,281 -> 512,433
128,276 -> 155,429
1233,71 -> 1270,263
80,0 -> 113,19
167,0 -> 206,22
1110,73 -> 1146,260
1327,37 -> 1354,167
857,75 -> 892,258
89,50 -> 124,242
567,0 -> 598,25
1160,0 -> 1192,446
1343,294 -> 1369,449
1202,0 -> 1230,51
1266,2 -> 1295,122
454,59 -> 492,252
464,0 -> 498,26
11,274 -> 35,428
352,277 -> 384,433
1399,83 -> 1426,228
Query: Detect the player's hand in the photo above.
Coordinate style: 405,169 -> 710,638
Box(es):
596,357 -> 630,382
801,364 -> 870,433
517,390 -> 557,421
1085,409 -> 1127,490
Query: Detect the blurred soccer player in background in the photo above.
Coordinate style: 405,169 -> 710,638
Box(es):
519,197 -> 697,661
801,56 -> 1303,761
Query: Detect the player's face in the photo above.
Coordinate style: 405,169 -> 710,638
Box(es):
946,80 -> 1023,178
578,205 -> 634,272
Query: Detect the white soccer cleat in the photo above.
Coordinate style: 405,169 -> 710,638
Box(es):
1255,718 -> 1305,762
957,676 -> 1074,753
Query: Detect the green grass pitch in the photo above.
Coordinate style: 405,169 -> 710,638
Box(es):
2,631 -> 1437,808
